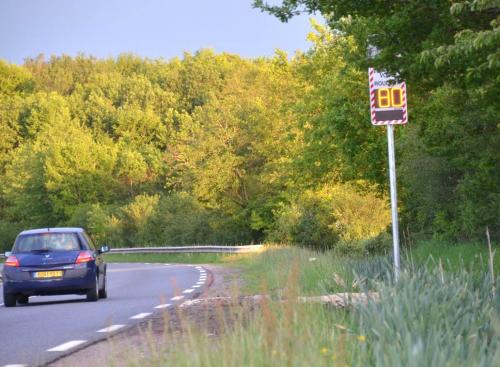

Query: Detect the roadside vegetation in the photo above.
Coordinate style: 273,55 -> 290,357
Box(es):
407,240 -> 500,275
107,245 -> 499,367
0,1 -> 498,253
0,1 -> 498,363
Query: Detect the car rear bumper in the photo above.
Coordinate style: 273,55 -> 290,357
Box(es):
2,264 -> 96,296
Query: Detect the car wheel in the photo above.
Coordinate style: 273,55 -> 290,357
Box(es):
98,273 -> 108,299
17,295 -> 29,305
3,291 -> 17,307
86,274 -> 99,302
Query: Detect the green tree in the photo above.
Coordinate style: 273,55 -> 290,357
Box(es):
256,0 -> 500,239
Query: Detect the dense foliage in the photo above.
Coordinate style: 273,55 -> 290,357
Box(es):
0,49 -> 382,249
0,0 -> 498,249
255,0 -> 500,240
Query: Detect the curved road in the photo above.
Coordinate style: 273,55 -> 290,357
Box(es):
0,263 -> 209,367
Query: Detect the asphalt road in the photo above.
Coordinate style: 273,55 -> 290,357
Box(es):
0,263 -> 209,367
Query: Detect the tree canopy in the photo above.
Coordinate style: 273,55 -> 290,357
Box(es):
0,1 -> 498,250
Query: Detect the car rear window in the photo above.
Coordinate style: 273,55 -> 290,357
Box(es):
14,233 -> 82,252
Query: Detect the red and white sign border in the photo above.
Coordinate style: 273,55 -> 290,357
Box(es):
369,67 -> 407,126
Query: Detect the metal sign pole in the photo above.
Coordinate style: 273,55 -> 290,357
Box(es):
386,124 -> 401,280
368,67 -> 406,280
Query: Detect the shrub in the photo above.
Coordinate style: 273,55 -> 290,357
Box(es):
0,220 -> 22,251
269,182 -> 391,251
121,193 -> 160,245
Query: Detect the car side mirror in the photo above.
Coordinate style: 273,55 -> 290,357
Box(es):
4,251 -> 12,257
99,245 -> 110,254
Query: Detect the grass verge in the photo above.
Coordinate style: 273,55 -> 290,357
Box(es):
110,245 -> 499,367
406,240 -> 499,274
236,245 -> 391,296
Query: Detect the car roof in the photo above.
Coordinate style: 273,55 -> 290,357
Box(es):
19,227 -> 85,235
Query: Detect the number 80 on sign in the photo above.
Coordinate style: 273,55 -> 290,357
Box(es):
368,68 -> 407,125
376,87 -> 404,108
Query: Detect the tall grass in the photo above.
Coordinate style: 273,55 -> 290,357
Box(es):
111,246 -> 499,366
353,267 -> 500,366
237,245 -> 391,296
406,240 -> 500,275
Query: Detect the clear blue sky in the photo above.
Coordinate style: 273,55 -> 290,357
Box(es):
0,0 -> 316,64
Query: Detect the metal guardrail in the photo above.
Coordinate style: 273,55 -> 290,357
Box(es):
0,245 -> 264,259
109,245 -> 264,254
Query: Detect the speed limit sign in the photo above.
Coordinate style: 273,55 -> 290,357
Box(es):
368,68 -> 407,125
368,67 -> 408,280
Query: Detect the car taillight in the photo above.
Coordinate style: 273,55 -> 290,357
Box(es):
75,251 -> 94,264
5,255 -> 20,267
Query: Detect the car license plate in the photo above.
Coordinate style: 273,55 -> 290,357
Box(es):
34,271 -> 63,278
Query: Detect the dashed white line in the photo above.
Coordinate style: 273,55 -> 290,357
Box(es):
3,364 -> 27,367
154,303 -> 171,309
182,289 -> 194,294
97,324 -> 126,333
196,281 -> 205,285
47,340 -> 86,352
192,285 -> 201,288
130,312 -> 152,319
171,295 -> 184,301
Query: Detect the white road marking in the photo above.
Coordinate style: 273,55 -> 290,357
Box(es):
199,277 -> 206,281
154,303 -> 171,309
3,364 -> 27,367
0,303 -> 3,307
97,324 -> 126,333
196,281 -> 205,285
171,295 -> 184,301
47,340 -> 86,352
182,289 -> 194,294
193,285 -> 201,288
130,312 -> 152,319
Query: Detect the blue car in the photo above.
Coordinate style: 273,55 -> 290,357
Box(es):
2,227 -> 109,307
